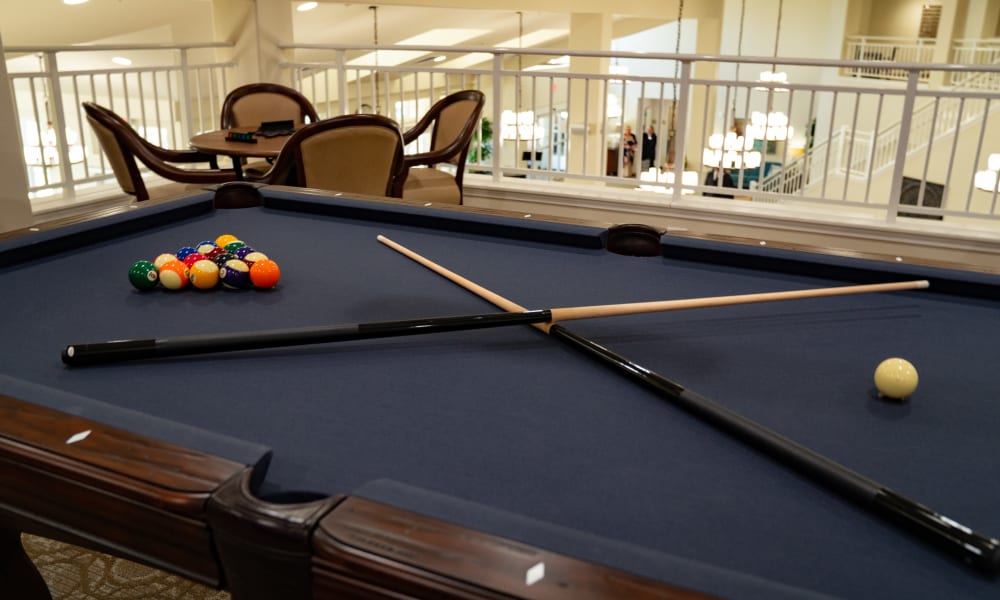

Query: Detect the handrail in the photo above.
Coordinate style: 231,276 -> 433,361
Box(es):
7,40 -> 1000,229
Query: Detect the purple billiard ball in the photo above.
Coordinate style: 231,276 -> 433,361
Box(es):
219,259 -> 251,289
234,246 -> 256,260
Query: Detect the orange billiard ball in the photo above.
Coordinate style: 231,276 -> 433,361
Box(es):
249,259 -> 281,289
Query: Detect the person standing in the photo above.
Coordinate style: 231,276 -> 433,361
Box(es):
641,125 -> 657,171
622,124 -> 638,177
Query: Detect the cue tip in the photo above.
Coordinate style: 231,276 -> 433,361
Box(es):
915,280 -> 930,289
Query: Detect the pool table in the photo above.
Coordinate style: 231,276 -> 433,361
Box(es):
1,183 -> 998,599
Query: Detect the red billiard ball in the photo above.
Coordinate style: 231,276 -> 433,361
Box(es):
205,247 -> 226,261
182,252 -> 206,268
249,259 -> 280,289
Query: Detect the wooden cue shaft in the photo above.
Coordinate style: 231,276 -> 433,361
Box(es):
376,234 -> 1000,574
376,236 -> 929,329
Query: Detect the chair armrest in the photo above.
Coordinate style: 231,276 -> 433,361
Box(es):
129,140 -> 239,184
401,111 -> 437,146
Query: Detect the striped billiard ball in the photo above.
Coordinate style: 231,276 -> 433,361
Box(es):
219,259 -> 251,289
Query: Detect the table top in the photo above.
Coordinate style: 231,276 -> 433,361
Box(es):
189,126 -> 292,158
1,186 -> 999,599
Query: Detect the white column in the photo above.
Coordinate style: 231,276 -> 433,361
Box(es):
213,0 -> 294,87
567,13 -> 612,178
0,32 -> 34,232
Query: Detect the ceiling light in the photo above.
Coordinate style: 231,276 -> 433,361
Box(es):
348,28 -> 488,67
297,1 -> 318,11
494,29 -> 568,49
63,0 -> 89,5
111,56 -> 132,66
432,55 -> 447,63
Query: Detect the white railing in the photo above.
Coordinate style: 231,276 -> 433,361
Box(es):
843,36 -> 936,82
4,43 -> 236,203
6,41 -> 1000,227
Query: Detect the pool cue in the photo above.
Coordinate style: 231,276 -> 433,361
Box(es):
377,235 -> 1000,575
63,275 -> 929,366
377,235 -> 929,333
62,311 -> 553,366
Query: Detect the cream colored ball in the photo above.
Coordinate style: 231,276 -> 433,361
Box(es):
874,357 -> 919,399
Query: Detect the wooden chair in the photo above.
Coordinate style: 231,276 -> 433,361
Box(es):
263,114 -> 406,198
220,83 -> 319,130
400,90 -> 485,205
82,102 -> 239,202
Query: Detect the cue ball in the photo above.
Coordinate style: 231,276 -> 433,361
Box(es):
874,358 -> 919,400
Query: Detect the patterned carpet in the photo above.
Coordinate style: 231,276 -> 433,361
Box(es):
22,535 -> 229,600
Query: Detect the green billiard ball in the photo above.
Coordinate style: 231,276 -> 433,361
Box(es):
128,260 -> 159,291
223,241 -> 247,254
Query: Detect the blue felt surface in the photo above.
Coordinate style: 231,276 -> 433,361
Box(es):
0,190 -> 998,598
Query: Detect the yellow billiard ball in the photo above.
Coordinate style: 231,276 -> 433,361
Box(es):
874,357 -> 919,400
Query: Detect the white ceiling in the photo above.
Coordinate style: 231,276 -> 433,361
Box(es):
0,0 -> 671,50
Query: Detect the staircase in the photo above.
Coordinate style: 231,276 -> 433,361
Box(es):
760,66 -> 1000,195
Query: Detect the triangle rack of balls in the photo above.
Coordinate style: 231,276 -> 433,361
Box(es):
128,234 -> 281,291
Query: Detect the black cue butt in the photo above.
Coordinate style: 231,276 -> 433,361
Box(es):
873,489 -> 1000,575
63,339 -> 159,366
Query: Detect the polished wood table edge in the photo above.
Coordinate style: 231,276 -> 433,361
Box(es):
0,394 -> 248,587
311,496 -> 717,600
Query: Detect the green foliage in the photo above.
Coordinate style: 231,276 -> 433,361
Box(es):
469,117 -> 493,162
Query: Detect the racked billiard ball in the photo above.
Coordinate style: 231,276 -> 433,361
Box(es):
189,259 -> 220,290
249,259 -> 281,289
182,252 -> 207,268
212,252 -> 237,267
195,241 -> 218,255
241,250 -> 268,266
215,233 -> 238,248
224,241 -> 247,254
128,260 -> 159,291
219,259 -> 251,289
158,260 -> 189,290
205,247 -> 226,261
153,253 -> 177,270
175,246 -> 198,261
234,246 -> 255,260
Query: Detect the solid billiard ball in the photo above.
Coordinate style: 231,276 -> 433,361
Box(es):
215,234 -> 238,248
153,253 -> 177,269
219,259 -> 251,289
874,357 -> 919,400
127,260 -> 159,291
158,260 -> 190,290
189,259 -> 220,290
205,247 -> 226,261
249,259 -> 281,289
175,246 -> 198,261
195,241 -> 218,255
212,252 -> 237,267
224,241 -> 247,254
182,252 -> 206,268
